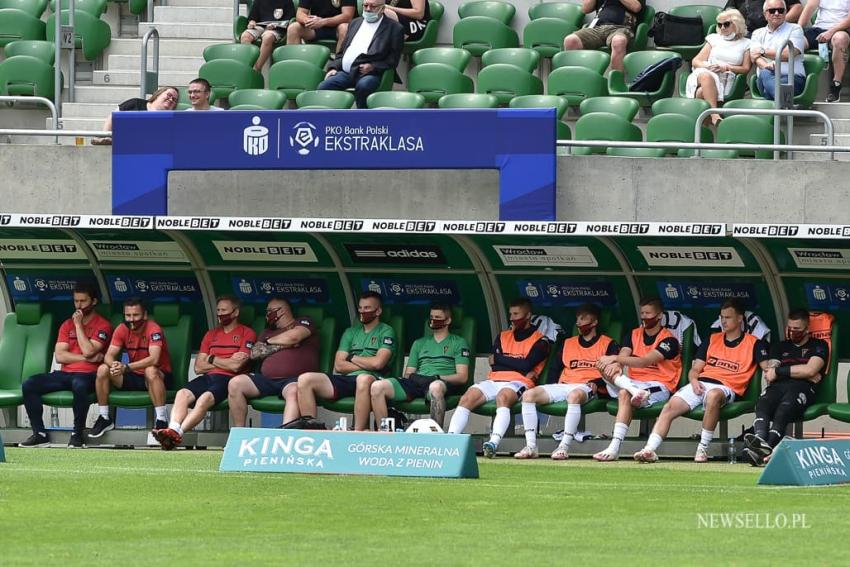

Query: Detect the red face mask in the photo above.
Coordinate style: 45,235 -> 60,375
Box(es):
642,316 -> 660,329
511,315 -> 530,330
218,311 -> 236,326
124,319 -> 144,331
577,322 -> 595,335
265,308 -> 282,328
360,311 -> 378,324
429,318 -> 448,330
788,329 -> 806,343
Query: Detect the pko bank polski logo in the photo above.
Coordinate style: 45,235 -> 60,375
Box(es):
243,116 -> 269,156
290,121 -> 320,155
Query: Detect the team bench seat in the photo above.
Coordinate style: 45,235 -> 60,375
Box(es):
0,302 -> 54,420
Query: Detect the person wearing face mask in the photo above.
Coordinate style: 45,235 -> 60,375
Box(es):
743,309 -> 828,466
317,0 -> 404,108
152,296 -> 257,450
370,304 -> 470,429
91,298 -> 174,438
297,291 -> 396,431
447,299 -> 550,458
590,297 -> 681,462
635,299 -> 770,464
684,9 -> 751,126
512,303 -> 619,460
226,297 -> 319,429
19,283 -> 112,449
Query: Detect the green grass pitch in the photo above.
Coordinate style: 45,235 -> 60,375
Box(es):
1,447 -> 849,565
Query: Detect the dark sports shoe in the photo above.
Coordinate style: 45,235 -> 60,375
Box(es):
827,81 -> 842,102
744,433 -> 772,454
152,428 -> 181,451
18,432 -> 50,448
742,447 -> 765,467
154,419 -> 168,431
89,416 -> 114,438
68,431 -> 85,448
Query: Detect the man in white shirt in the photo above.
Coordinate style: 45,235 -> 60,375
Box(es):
800,0 -> 850,101
750,0 -> 807,100
317,0 -> 403,108
186,78 -> 224,111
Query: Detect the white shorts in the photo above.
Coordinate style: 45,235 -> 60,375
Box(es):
537,383 -> 595,404
606,378 -> 670,408
471,380 -> 527,402
673,381 -> 736,410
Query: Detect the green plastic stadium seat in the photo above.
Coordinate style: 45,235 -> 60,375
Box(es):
438,92 -> 499,108
722,98 -> 776,124
48,0 -> 106,16
827,369 -> 850,423
572,111 -> 642,155
551,49 -> 610,74
203,42 -> 261,67
701,114 -> 777,159
0,303 -> 54,412
509,93 -> 568,119
296,89 -> 355,109
268,59 -> 324,101
651,96 -> 710,121
0,54 -> 56,98
547,66 -> 607,108
272,43 -> 331,67
458,0 -> 515,25
403,0 -> 444,56
476,63 -> 543,104
685,369 -> 761,422
228,88 -> 286,109
4,39 -> 54,63
412,46 -> 472,72
801,319 -> 839,421
367,90 -> 426,109
522,18 -> 577,60
631,112 -> 712,158
199,59 -> 264,102
528,2 -> 584,27
748,54 -> 824,109
0,0 -> 46,17
453,16 -> 518,57
657,5 -> 721,61
408,62 -> 474,104
108,304 -> 191,408
46,10 -> 110,61
481,47 -> 540,73
579,96 -> 640,120
678,71 -> 746,102
608,50 -> 681,106
0,8 -> 46,47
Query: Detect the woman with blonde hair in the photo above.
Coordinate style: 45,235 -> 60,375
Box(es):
684,9 -> 751,126
93,86 -> 180,145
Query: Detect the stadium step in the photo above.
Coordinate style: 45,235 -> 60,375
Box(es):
154,6 -> 242,24
106,38 -> 215,58
61,102 -> 120,119
108,54 -> 205,72
72,85 -> 146,104
138,21 -> 233,40
166,0 -> 236,7
812,101 -> 850,119
93,69 -> 201,87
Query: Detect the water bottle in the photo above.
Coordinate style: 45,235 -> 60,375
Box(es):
728,437 -> 737,465
819,42 -> 830,70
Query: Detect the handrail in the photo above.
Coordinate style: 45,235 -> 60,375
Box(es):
0,129 -> 111,137
233,0 -> 240,35
69,0 -> 75,102
556,139 -> 850,153
774,39 -> 796,159
0,96 -> 60,144
140,28 -> 160,99
54,0 -> 62,119
692,107 -> 834,159
148,0 -> 154,22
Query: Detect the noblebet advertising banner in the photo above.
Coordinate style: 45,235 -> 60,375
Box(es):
759,439 -> 850,486
220,428 -> 479,479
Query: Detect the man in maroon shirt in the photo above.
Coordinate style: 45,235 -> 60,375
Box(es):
227,297 -> 320,427
19,283 -> 112,449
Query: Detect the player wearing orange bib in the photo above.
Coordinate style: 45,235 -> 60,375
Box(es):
447,298 -> 550,458
635,300 -> 769,463
514,303 -> 620,460
592,298 -> 681,461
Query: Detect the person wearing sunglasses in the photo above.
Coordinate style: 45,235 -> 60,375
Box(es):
799,0 -> 850,102
724,0 -> 801,36
750,0 -> 807,100
92,86 -> 180,145
685,9 -> 752,126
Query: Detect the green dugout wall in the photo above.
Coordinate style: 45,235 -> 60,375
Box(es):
0,216 -> 849,364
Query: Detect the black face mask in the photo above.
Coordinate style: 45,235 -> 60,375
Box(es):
359,311 -> 378,325
79,303 -> 96,315
125,319 -> 144,331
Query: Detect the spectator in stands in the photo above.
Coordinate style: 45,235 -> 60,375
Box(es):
370,304 -> 470,430
152,296 -> 256,450
317,0 -> 404,108
743,309 -> 827,466
240,0 -> 297,72
287,0 -> 356,55
725,0 -> 801,35
383,0 -> 430,41
513,303 -> 617,460
18,283 -> 112,449
296,291 -> 396,431
92,86 -> 179,145
562,0 -> 646,72
800,0 -> 850,102
634,299 -> 769,463
185,78 -> 223,111
226,297 -> 320,428
89,298 -> 174,437
685,9 -> 751,126
591,297 -> 680,462
448,298 -> 550,458
750,0 -> 807,100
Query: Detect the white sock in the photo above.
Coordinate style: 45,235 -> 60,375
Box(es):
608,422 -> 629,453
699,428 -> 714,448
521,402 -> 538,448
647,432 -> 663,451
154,406 -> 167,421
560,403 -> 582,449
489,407 -> 511,447
448,406 -> 470,434
614,374 -> 640,397
168,421 -> 183,436
98,405 -> 110,419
